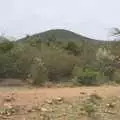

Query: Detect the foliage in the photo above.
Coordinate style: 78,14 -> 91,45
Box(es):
96,47 -> 114,61
0,41 -> 14,53
30,57 -> 48,85
65,41 -> 81,56
40,47 -> 79,82
72,66 -> 101,85
0,31 -> 120,86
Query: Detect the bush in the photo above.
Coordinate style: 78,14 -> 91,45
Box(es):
0,38 -> 119,86
30,57 -> 48,85
65,41 -> 81,56
0,41 -> 14,53
83,102 -> 96,117
103,66 -> 115,81
10,43 -> 41,79
112,69 -> 120,84
72,66 -> 101,85
0,53 -> 17,78
40,47 -> 79,82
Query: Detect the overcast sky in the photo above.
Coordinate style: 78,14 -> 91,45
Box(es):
0,0 -> 120,40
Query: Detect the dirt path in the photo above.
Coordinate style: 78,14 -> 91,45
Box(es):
0,85 -> 120,107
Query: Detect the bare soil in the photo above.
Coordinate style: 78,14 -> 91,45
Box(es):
0,85 -> 120,120
0,85 -> 120,107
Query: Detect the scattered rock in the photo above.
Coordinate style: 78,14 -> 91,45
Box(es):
32,105 -> 41,111
45,99 -> 53,104
90,93 -> 102,100
3,103 -> 12,108
106,102 -> 116,108
55,97 -> 63,102
53,97 -> 64,104
27,108 -> 33,113
80,92 -> 86,95
63,113 -> 66,116
0,105 -> 19,117
40,108 -> 48,112
4,95 -> 15,102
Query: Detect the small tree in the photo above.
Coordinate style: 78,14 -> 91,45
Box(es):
96,47 -> 115,81
65,41 -> 80,56
72,66 -> 100,85
0,41 -> 14,53
30,57 -> 48,85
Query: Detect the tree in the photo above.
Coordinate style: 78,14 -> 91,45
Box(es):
110,28 -> 120,36
0,41 -> 14,53
30,57 -> 48,85
65,41 -> 80,56
96,47 -> 115,81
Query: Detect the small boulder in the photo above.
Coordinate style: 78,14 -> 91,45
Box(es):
55,97 -> 63,102
40,108 -> 48,112
45,99 -> 53,104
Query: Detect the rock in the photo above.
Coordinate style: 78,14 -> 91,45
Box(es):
4,96 -> 15,102
55,97 -> 63,102
40,108 -> 48,112
45,99 -> 53,104
27,109 -> 32,113
63,113 -> 66,116
6,111 -> 12,116
90,93 -> 102,100
32,105 -> 41,111
53,97 -> 64,104
80,92 -> 86,95
106,103 -> 116,108
3,103 -> 12,108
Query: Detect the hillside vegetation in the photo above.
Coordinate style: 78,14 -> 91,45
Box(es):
0,36 -> 9,43
19,29 -> 102,44
0,29 -> 120,86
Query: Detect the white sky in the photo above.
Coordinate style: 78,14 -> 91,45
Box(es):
0,0 -> 120,40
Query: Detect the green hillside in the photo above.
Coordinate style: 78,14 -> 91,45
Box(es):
0,36 -> 9,43
19,29 -> 103,44
1,28 -> 120,86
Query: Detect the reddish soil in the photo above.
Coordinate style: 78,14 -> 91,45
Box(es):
0,85 -> 120,107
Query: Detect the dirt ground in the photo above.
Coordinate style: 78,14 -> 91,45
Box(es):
0,85 -> 120,120
0,85 -> 120,107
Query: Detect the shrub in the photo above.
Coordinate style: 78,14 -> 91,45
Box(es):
0,53 -> 17,78
72,66 -> 101,85
10,44 -> 41,79
103,66 -> 115,81
40,47 -> 79,82
83,102 -> 96,117
112,69 -> 120,84
30,57 -> 48,85
65,41 -> 81,56
0,41 -> 14,53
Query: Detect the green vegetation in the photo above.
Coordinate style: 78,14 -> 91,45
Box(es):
0,29 -> 120,86
19,29 -> 98,42
0,36 -> 9,43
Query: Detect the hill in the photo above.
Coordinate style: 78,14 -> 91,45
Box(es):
18,29 -> 103,44
0,36 -> 9,43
